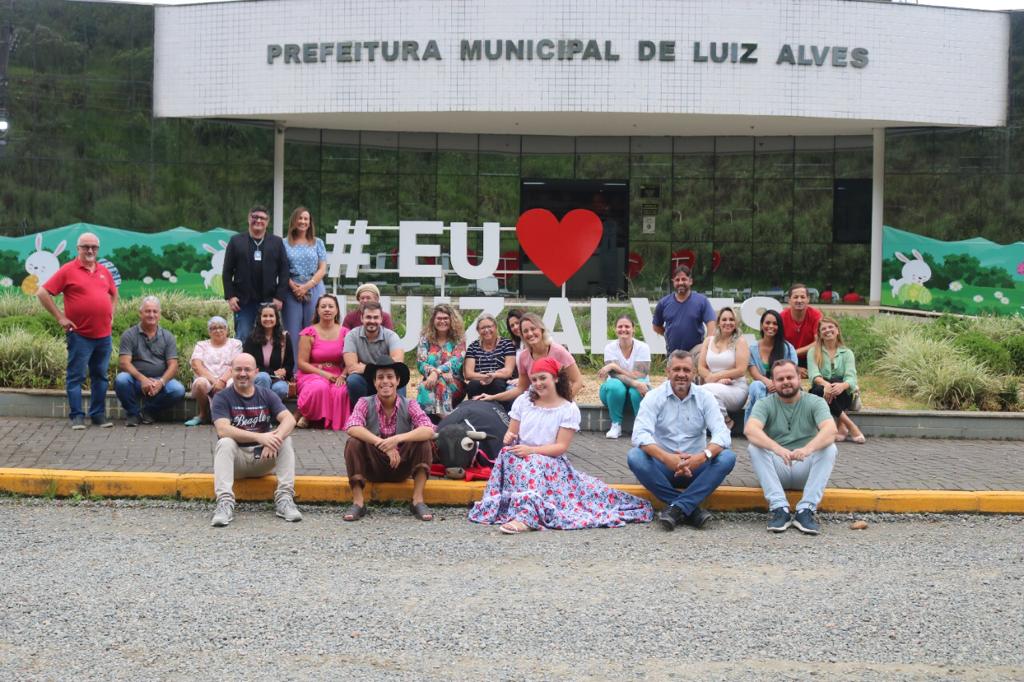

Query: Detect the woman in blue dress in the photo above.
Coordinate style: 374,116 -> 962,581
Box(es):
282,206 -> 328,369
745,309 -> 798,425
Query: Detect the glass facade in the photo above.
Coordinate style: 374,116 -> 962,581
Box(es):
1,1 -> 1020,302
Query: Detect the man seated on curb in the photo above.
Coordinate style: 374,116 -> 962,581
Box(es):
114,296 -> 186,426
343,301 -> 407,408
343,361 -> 435,522
627,350 -> 736,531
743,358 -> 838,535
210,353 -> 302,527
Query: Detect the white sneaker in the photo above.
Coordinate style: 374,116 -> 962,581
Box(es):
275,496 -> 303,522
605,423 -> 622,439
211,500 -> 234,527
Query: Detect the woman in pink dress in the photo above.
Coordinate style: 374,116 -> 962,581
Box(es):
295,294 -> 350,430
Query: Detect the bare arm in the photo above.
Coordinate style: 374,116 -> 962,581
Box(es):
507,427 -> 575,458
190,357 -> 220,384
652,324 -> 665,336
493,355 -> 516,381
343,351 -> 365,375
718,339 -> 750,381
478,372 -> 527,402
565,363 -> 584,398
462,356 -> 484,381
36,288 -> 74,331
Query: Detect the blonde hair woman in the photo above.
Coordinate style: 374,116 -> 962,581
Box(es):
808,317 -> 865,443
698,307 -> 750,429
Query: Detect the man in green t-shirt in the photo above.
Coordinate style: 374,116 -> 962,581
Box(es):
744,359 -> 838,535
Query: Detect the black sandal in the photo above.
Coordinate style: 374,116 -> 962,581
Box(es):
343,504 -> 366,522
410,502 -> 434,522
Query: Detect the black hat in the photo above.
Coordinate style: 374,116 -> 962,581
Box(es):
363,361 -> 410,388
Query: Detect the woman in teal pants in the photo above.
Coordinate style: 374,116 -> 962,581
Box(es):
598,315 -> 651,439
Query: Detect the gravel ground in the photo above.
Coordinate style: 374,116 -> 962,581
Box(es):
1,498 -> 1022,681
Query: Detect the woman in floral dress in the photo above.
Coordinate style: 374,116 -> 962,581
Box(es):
469,357 -> 653,534
416,303 -> 466,420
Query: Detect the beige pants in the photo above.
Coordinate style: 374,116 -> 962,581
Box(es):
213,436 -> 295,504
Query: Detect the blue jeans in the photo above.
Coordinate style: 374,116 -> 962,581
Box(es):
255,371 -> 290,400
66,332 -> 112,422
233,301 -> 261,341
627,446 -> 737,515
599,377 -> 644,424
113,372 -> 186,418
282,281 -> 325,371
747,443 -> 838,512
744,380 -> 769,426
347,372 -> 407,408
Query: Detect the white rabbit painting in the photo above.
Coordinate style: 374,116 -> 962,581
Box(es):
201,240 -> 228,295
889,249 -> 932,297
21,234 -> 67,295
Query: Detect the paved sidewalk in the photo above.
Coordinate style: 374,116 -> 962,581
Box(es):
2,417 -> 1021,490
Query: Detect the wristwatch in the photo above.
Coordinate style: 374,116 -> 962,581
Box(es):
704,448 -> 714,461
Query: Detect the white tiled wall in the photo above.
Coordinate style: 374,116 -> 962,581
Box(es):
154,0 -> 1008,128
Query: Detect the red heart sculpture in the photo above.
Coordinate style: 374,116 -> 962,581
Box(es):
516,208 -> 603,286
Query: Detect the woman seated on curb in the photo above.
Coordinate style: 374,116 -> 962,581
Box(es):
295,294 -> 350,430
468,358 -> 653,534
746,309 -> 797,426
598,314 -> 651,440
242,304 -> 294,400
474,312 -> 584,404
186,316 -> 243,426
463,313 -> 517,401
808,317 -> 866,444
698,307 -> 750,429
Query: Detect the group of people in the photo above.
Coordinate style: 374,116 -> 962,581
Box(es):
37,219 -> 862,535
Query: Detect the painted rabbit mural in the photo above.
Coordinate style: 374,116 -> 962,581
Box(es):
21,234 -> 67,295
201,240 -> 228,296
889,249 -> 933,304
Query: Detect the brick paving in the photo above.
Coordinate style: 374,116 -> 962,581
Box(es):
1,417 -> 1021,490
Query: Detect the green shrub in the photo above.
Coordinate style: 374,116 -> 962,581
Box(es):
1001,335 -> 1024,376
875,332 -> 1001,410
839,317 -> 884,370
0,329 -> 73,389
0,314 -> 65,339
951,331 -> 1015,375
970,314 -> 1024,342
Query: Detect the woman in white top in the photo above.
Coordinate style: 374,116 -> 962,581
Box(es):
698,306 -> 750,429
598,315 -> 651,439
185,316 -> 243,426
468,357 -> 653,535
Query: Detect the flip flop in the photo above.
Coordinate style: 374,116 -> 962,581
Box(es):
342,504 -> 366,522
499,520 -> 529,535
410,502 -> 434,522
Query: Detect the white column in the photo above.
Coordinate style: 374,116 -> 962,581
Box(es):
273,123 -> 285,237
869,128 -> 885,306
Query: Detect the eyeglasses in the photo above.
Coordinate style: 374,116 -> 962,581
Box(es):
78,245 -> 99,251
250,214 -> 269,223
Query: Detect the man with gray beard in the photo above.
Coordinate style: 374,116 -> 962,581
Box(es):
210,353 -> 301,527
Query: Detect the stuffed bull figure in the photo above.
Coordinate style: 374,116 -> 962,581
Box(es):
435,400 -> 511,479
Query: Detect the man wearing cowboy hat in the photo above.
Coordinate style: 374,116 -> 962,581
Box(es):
342,361 -> 435,522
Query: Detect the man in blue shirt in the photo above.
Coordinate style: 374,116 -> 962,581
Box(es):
627,350 -> 736,530
652,264 -> 716,354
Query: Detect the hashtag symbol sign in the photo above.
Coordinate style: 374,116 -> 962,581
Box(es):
326,219 -> 372,279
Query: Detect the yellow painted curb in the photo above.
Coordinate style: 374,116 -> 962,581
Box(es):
0,468 -> 1022,514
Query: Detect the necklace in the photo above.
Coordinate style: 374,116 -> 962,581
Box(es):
779,395 -> 801,432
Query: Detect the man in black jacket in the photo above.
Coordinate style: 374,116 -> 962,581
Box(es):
222,205 -> 291,340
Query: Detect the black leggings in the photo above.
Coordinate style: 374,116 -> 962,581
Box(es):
809,376 -> 852,418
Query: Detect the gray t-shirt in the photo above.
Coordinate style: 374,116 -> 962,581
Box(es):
343,325 -> 402,364
118,324 -> 178,378
750,392 -> 832,449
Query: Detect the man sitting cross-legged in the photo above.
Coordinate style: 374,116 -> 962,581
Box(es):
743,358 -> 838,535
343,362 -> 435,522
210,353 -> 302,527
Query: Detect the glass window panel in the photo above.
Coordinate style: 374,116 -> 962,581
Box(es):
715,137 -> 754,178
831,244 -> 871,300
480,135 -> 521,176
753,178 -> 794,244
521,154 -> 573,178
790,243 -> 832,291
360,132 -> 398,174
284,170 -> 321,217
710,242 -> 753,300
437,175 -> 477,224
285,128 -> 321,170
398,133 -> 437,175
626,241 -> 672,299
673,137 -> 715,178
398,174 -> 436,221
835,135 -> 873,178
674,178 -> 715,242
749,243 -> 794,300
478,176 -> 519,225
630,137 -> 672,176
714,178 -> 753,242
794,136 -> 834,178
320,173 -> 360,223
949,128 -> 1007,174
359,173 -> 397,224
793,177 -> 832,243
321,131 -> 360,174
629,177 -> 672,243
754,137 -> 794,179
577,136 -> 629,180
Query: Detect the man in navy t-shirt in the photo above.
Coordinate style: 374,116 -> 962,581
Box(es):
652,265 -> 717,355
209,353 -> 301,527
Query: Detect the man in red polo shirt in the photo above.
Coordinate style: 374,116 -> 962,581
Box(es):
37,232 -> 119,429
780,283 -> 821,378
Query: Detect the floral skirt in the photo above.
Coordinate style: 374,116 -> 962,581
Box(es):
468,448 -> 653,530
